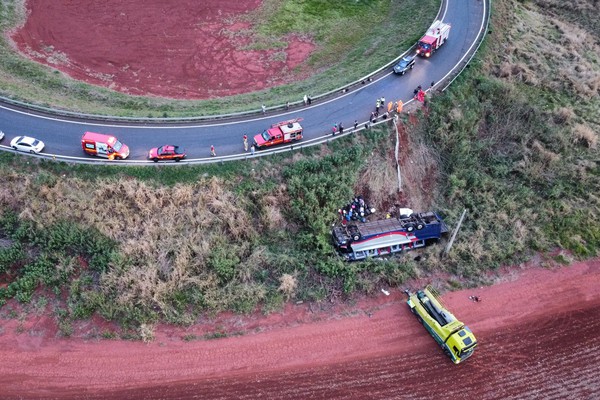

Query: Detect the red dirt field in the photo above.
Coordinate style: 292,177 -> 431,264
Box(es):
0,258 -> 599,399
9,1 -> 316,99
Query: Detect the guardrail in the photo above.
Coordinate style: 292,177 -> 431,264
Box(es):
439,0 -> 491,92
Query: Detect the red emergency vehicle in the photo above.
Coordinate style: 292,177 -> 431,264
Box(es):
253,118 -> 303,149
416,20 -> 451,58
147,145 -> 186,162
81,132 -> 130,160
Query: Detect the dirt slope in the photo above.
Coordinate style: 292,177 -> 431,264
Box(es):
9,0 -> 315,99
0,259 -> 598,399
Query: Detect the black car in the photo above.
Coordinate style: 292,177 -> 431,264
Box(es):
393,55 -> 416,75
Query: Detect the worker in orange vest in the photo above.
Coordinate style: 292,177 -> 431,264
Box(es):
396,100 -> 403,113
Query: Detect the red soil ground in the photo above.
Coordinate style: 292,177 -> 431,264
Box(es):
9,1 -> 316,99
0,258 -> 598,399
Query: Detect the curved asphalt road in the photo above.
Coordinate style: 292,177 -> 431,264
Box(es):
0,0 -> 487,164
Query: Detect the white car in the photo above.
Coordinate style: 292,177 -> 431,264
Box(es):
10,136 -> 45,154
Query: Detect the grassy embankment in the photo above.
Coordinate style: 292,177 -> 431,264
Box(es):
0,0 -> 438,117
0,0 -> 598,339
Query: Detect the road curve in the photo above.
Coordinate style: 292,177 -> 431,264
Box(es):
0,0 -> 488,164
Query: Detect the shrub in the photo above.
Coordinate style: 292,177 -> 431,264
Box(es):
207,245 -> 240,284
0,243 -> 25,274
278,272 -> 298,300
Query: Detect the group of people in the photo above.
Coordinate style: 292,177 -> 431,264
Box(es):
414,82 -> 435,103
210,135 -> 257,157
370,96 -> 405,124
338,195 -> 374,224
332,122 -> 345,135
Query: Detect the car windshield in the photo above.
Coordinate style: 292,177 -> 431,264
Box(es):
260,131 -> 271,141
420,43 -> 431,50
399,60 -> 409,67
113,141 -> 123,152
158,146 -> 168,155
31,140 -> 39,146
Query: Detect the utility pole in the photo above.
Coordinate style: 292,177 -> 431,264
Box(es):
443,209 -> 467,257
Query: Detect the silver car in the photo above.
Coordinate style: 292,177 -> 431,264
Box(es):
10,136 -> 45,154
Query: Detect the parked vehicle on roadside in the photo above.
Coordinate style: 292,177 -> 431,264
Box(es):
81,132 -> 129,160
148,145 -> 186,162
10,136 -> 45,154
393,55 -> 416,75
253,118 -> 303,149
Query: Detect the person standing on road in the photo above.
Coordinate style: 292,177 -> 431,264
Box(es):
303,95 -> 308,105
332,123 -> 338,136
354,120 -> 358,130
261,104 -> 266,113
243,135 -> 249,152
210,145 -> 216,157
339,123 -> 344,135
251,145 -> 255,155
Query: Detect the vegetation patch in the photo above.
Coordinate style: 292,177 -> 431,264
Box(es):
0,0 -> 598,336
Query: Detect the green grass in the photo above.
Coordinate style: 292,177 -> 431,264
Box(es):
0,0 -> 439,117
0,0 -> 598,335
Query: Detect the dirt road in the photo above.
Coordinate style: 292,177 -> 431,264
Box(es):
0,259 -> 598,399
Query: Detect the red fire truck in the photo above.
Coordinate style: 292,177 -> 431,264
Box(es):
416,20 -> 451,58
253,118 -> 303,149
